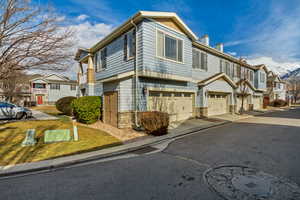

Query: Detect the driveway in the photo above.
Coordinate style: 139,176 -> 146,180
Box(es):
0,108 -> 299,200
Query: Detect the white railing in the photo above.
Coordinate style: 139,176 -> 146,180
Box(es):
32,88 -> 47,94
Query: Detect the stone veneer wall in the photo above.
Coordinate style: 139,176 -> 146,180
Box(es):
195,107 -> 208,118
118,112 -> 133,128
229,105 -> 237,113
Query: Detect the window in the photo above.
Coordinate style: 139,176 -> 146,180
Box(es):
50,83 -> 60,90
33,83 -> 46,89
124,30 -> 135,61
225,62 -> 230,77
156,30 -> 183,62
149,91 -> 160,97
237,65 -> 241,78
220,60 -> 231,77
260,72 -> 265,83
250,71 -> 254,81
70,85 -> 76,91
95,48 -> 107,72
220,60 -> 224,73
192,48 -> 207,70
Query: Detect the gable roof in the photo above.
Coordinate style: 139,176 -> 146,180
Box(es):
253,64 -> 269,73
88,11 -> 197,54
236,79 -> 256,91
198,73 -> 237,88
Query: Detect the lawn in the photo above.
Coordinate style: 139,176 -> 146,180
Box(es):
0,119 -> 121,166
31,105 -> 62,116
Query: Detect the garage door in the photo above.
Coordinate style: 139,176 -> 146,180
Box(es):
236,95 -> 249,112
148,91 -> 193,122
207,93 -> 228,116
253,96 -> 262,110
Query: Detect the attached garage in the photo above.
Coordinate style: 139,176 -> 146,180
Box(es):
207,93 -> 229,116
253,95 -> 263,110
236,95 -> 249,111
148,91 -> 194,122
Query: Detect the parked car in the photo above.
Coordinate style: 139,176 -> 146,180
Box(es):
0,102 -> 32,120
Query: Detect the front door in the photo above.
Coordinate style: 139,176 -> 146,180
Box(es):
37,95 -> 43,105
104,92 -> 118,127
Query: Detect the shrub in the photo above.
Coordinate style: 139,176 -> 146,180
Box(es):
269,99 -> 287,107
139,111 -> 169,136
71,96 -> 101,124
55,96 -> 76,116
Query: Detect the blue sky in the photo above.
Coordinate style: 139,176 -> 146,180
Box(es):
34,0 -> 300,74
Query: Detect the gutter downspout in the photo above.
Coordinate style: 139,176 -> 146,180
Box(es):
131,19 -> 139,128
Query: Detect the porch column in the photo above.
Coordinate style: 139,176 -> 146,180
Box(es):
87,54 -> 95,84
87,54 -> 95,96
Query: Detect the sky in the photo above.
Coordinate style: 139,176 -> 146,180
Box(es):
34,0 -> 300,75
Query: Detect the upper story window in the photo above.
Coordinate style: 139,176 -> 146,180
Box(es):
156,30 -> 183,63
33,83 -> 46,89
192,48 -> 207,70
124,30 -> 135,61
250,71 -> 254,82
50,83 -> 60,90
70,85 -> 76,91
94,48 -> 107,72
220,60 -> 232,77
260,72 -> 265,83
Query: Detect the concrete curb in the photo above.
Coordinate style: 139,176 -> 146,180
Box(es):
0,108 -> 291,178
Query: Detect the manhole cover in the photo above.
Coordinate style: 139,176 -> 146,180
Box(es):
203,165 -> 300,200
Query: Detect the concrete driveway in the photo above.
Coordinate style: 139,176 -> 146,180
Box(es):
0,108 -> 299,200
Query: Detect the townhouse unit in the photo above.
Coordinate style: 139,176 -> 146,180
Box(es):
30,74 -> 78,105
75,11 -> 267,128
265,71 -> 286,101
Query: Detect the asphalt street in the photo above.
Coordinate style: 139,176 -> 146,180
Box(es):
1,108 -> 300,200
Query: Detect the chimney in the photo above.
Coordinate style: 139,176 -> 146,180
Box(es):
199,34 -> 209,46
216,43 -> 224,52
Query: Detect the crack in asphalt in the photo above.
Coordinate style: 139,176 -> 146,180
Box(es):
161,151 -> 211,169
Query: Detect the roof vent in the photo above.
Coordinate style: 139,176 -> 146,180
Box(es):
216,43 -> 223,52
199,34 -> 209,46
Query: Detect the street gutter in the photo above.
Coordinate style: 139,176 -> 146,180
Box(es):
0,108 -> 291,178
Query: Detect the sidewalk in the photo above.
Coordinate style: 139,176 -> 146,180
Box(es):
0,107 -> 288,177
31,110 -> 58,120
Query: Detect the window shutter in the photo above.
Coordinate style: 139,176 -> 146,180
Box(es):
157,31 -> 164,57
101,48 -> 107,69
124,34 -> 127,61
177,40 -> 183,62
220,60 -> 223,72
204,53 -> 208,70
132,29 -> 136,57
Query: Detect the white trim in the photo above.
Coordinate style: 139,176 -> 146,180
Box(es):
96,71 -> 135,83
155,28 -> 184,64
139,70 -> 191,82
146,17 -> 186,37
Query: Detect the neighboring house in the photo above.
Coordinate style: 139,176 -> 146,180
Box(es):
266,71 -> 286,101
75,11 -> 267,128
30,74 -> 78,105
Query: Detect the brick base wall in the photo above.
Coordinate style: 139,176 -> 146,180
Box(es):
229,105 -> 237,113
195,107 -> 208,118
249,104 -> 254,111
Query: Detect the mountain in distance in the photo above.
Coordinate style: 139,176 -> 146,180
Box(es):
281,68 -> 300,80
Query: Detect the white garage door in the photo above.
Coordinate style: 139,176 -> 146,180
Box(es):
253,96 -> 262,110
148,91 -> 193,122
207,93 -> 228,116
236,95 -> 249,111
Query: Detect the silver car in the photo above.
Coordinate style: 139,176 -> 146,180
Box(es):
0,102 -> 32,120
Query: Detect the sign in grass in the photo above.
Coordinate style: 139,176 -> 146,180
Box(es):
21,129 -> 37,147
44,129 -> 71,143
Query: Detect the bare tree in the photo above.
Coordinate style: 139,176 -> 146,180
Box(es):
0,0 -> 74,79
1,70 -> 28,103
238,78 -> 249,114
287,77 -> 300,104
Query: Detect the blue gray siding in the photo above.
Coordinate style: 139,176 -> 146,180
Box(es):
141,18 -> 192,78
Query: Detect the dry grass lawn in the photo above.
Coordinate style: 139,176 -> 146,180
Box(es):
0,119 -> 121,166
31,105 -> 62,116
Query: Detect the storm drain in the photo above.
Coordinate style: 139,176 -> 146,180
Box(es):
131,146 -> 158,155
203,165 -> 300,200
